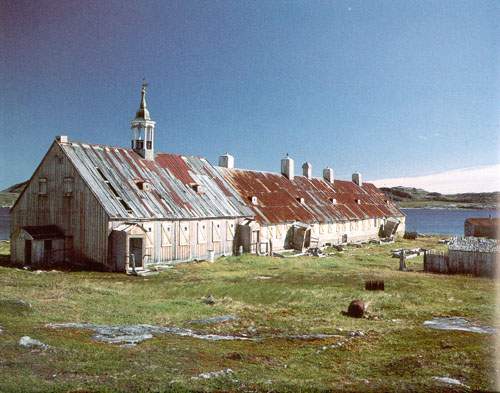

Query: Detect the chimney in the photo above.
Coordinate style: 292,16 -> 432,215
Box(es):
323,167 -> 334,184
56,135 -> 69,143
352,172 -> 362,186
281,154 -> 294,180
302,162 -> 312,179
218,153 -> 234,169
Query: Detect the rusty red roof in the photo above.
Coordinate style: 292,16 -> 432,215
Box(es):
218,168 -> 404,225
465,218 -> 499,227
59,141 -> 253,220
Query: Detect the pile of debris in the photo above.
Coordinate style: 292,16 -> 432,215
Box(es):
403,231 -> 418,240
391,248 -> 425,260
273,246 -> 337,258
370,237 -> 394,245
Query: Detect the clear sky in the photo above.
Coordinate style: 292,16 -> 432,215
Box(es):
0,0 -> 498,190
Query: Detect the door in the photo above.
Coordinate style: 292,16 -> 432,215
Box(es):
251,230 -> 260,254
129,237 -> 143,268
304,229 -> 311,249
43,240 -> 52,263
25,240 -> 32,265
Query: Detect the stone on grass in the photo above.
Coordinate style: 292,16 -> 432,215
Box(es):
348,330 -> 365,337
432,376 -> 469,388
189,315 -> 238,325
192,368 -> 234,380
423,317 -> 495,334
46,323 -> 252,346
0,299 -> 32,314
19,336 -> 50,350
202,294 -> 216,305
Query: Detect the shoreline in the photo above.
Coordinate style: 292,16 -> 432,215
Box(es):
399,206 -> 498,211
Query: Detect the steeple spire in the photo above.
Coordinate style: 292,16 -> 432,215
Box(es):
131,80 -> 156,160
134,79 -> 151,121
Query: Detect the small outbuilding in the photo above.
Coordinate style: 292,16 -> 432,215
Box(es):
464,217 -> 499,239
12,225 -> 65,266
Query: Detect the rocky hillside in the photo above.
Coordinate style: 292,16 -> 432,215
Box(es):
380,186 -> 499,209
0,181 -> 28,208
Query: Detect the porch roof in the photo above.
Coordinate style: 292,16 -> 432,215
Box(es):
21,225 -> 65,240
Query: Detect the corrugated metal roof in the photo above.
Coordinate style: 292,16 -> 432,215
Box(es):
218,168 -> 404,225
59,141 -> 253,220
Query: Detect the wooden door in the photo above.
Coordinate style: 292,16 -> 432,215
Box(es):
129,237 -> 144,268
25,240 -> 32,265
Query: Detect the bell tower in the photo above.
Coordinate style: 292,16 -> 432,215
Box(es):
131,80 -> 156,160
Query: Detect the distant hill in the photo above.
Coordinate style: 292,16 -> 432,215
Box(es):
380,186 -> 499,209
0,180 -> 28,208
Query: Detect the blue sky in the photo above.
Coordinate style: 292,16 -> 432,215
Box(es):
0,0 -> 498,190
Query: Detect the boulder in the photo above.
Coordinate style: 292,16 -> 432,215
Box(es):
19,336 -> 49,350
346,300 -> 365,318
202,294 -> 216,305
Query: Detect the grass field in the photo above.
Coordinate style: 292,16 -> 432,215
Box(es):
0,237 -> 498,392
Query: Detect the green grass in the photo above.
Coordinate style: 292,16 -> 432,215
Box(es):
0,237 -> 498,392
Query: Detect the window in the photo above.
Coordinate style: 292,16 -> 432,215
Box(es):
226,222 -> 235,241
161,223 -> 173,246
212,222 -> 221,242
63,177 -> 74,196
180,224 -> 190,246
191,183 -> 204,193
136,181 -> 151,192
38,178 -> 47,195
96,167 -> 132,213
197,222 -> 207,244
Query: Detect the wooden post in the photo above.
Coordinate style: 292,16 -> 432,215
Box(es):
399,250 -> 407,271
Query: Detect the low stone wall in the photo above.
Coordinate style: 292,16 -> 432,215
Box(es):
424,250 -> 497,278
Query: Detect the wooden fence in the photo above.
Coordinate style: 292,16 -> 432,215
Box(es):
424,249 -> 497,278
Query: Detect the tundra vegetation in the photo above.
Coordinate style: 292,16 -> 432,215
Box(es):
0,237 -> 497,392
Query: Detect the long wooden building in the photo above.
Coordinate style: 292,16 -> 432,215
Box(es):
218,158 -> 404,253
10,83 -> 405,272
